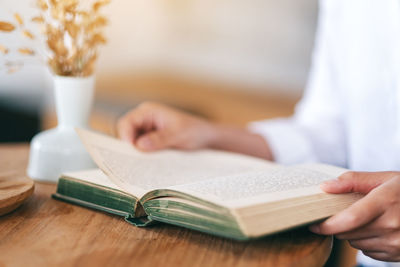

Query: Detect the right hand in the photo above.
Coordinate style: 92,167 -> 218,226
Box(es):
117,102 -> 217,151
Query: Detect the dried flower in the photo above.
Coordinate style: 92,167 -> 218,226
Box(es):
0,0 -> 110,75
22,30 -> 35,39
89,33 -> 107,46
31,16 -> 44,23
86,16 -> 108,32
1,15 -> 33,74
65,22 -> 79,38
18,48 -> 35,55
93,0 -> 110,12
37,0 -> 48,11
0,44 -> 9,54
33,0 -> 111,77
0,21 -> 15,32
14,13 -> 23,26
5,61 -> 23,74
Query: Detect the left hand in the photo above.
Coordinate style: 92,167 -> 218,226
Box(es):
309,171 -> 400,262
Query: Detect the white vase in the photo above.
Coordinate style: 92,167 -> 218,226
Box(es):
27,75 -> 96,182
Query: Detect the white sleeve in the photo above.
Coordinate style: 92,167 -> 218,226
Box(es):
249,1 -> 347,167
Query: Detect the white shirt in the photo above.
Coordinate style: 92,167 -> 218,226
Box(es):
249,0 -> 400,266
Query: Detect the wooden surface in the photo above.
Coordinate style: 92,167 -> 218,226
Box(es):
0,144 -> 332,267
0,161 -> 34,216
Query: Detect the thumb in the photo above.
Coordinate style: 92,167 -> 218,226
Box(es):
135,130 -> 174,151
320,171 -> 394,194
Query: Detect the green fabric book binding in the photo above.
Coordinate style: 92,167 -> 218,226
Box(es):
53,129 -> 362,240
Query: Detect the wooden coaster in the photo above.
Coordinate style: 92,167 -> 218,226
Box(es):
0,172 -> 34,216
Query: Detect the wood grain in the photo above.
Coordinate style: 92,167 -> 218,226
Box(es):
0,144 -> 34,216
0,144 -> 332,267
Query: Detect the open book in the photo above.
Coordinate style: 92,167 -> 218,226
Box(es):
53,129 -> 362,240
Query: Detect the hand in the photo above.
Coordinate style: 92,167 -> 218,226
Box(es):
117,101 -> 273,159
117,102 -> 217,151
309,171 -> 400,262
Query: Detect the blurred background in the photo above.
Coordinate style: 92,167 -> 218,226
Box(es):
0,0 -> 317,141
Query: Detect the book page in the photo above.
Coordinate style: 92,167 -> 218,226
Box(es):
77,129 -> 279,198
168,164 -> 348,207
63,169 -> 124,191
295,163 -> 348,177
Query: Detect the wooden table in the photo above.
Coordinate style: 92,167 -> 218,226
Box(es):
0,144 -> 332,267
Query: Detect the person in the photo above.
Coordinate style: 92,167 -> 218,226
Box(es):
117,1 -> 400,266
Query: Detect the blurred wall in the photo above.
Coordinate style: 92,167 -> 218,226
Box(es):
99,0 -> 318,93
0,0 -> 318,110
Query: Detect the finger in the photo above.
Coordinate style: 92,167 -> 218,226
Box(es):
140,110 -> 157,133
136,130 -> 175,151
335,217 -> 382,240
320,171 -> 394,194
117,116 -> 136,144
310,191 -> 384,235
362,251 -> 393,262
349,237 -> 385,251
117,109 -> 149,144
336,229 -> 379,240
